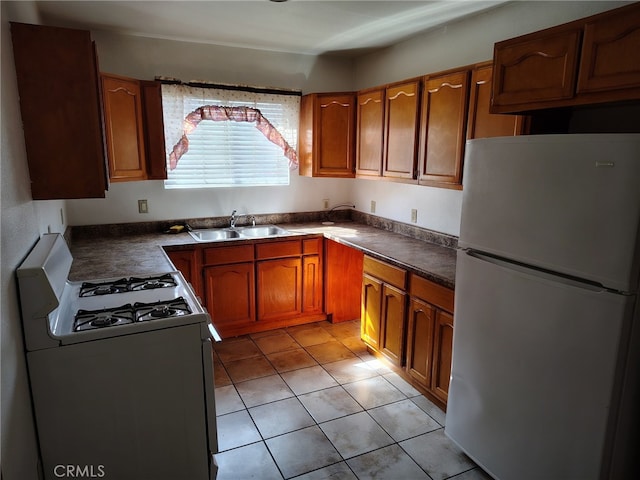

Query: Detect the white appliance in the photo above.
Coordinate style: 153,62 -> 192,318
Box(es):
446,134 -> 640,480
17,233 -> 221,480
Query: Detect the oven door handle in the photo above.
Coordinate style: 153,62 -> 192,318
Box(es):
206,322 -> 222,343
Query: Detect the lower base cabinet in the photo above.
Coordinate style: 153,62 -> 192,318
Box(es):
406,274 -> 455,406
360,256 -> 455,410
167,237 -> 326,338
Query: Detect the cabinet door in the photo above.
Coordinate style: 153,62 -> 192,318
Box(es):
257,258 -> 302,320
140,80 -> 167,179
302,255 -> 323,314
384,81 -> 420,179
325,239 -> 364,323
204,263 -> 255,327
361,274 -> 383,349
10,23 -> 107,199
492,28 -> 582,109
577,5 -> 640,94
431,309 -> 454,404
299,94 -> 355,178
419,70 -> 470,187
379,284 -> 407,367
467,64 -> 525,140
101,74 -> 147,181
356,89 -> 384,176
166,249 -> 202,299
406,298 -> 435,388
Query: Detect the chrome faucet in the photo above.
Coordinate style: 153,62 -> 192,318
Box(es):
230,210 -> 237,228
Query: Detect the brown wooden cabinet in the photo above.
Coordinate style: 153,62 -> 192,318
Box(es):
492,2 -> 640,113
406,273 -> 454,408
298,93 -> 356,178
383,80 -> 421,179
203,244 -> 255,333
467,63 -> 526,140
10,22 -> 107,199
101,73 -> 148,181
302,238 -> 323,314
356,89 -> 384,177
140,80 -> 168,180
165,247 -> 202,299
101,74 -> 167,182
360,256 -> 408,367
418,70 -> 470,188
325,239 -> 364,322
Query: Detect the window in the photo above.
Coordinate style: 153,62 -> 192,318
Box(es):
161,83 -> 300,189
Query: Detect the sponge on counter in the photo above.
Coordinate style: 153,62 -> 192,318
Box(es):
168,225 -> 185,234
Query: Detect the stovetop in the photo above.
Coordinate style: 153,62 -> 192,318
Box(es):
51,271 -> 209,342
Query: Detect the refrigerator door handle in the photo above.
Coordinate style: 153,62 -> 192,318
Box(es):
465,249 -> 614,294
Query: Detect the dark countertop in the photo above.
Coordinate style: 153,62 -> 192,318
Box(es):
68,221 -> 457,289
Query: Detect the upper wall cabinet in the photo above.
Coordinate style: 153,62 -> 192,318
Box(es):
101,73 -> 147,181
467,63 -> 527,140
101,74 -> 167,182
356,89 -> 384,177
491,2 -> 640,113
383,80 -> 421,180
418,70 -> 470,188
298,93 -> 356,178
10,22 -> 107,199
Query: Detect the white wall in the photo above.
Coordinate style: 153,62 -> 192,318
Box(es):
1,2 -> 68,479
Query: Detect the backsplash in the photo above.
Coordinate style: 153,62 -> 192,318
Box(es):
68,209 -> 458,249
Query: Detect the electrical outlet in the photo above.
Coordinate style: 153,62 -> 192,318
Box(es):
411,208 -> 418,223
370,200 -> 376,213
323,198 -> 330,210
138,199 -> 148,214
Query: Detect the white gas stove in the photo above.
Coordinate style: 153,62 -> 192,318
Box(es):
17,233 -> 219,480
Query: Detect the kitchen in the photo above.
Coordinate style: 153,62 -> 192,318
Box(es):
2,1 -> 639,479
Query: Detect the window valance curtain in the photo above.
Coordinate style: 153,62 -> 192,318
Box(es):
161,83 -> 300,171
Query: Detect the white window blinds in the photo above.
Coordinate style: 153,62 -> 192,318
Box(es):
161,83 -> 300,189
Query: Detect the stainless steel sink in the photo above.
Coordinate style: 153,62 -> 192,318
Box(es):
237,225 -> 289,237
188,225 -> 289,242
189,228 -> 241,242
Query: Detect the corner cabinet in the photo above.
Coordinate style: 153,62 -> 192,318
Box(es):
298,93 -> 356,178
467,63 -> 527,140
491,2 -> 640,113
101,74 -> 167,182
10,22 -> 107,199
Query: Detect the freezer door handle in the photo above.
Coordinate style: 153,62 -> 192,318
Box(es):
465,249 -> 613,293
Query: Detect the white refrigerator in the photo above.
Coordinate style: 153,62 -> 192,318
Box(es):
445,134 -> 640,480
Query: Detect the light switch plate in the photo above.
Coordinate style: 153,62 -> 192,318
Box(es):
138,199 -> 148,214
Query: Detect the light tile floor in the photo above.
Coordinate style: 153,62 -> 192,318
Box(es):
213,319 -> 490,480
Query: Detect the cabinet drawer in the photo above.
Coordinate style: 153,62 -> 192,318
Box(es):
409,274 -> 454,313
363,256 -> 407,290
303,237 -> 322,255
204,245 -> 253,265
256,240 -> 301,259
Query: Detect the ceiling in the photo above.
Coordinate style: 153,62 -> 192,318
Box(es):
35,0 -> 510,56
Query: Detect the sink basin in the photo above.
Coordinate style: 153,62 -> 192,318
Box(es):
238,225 -> 289,237
189,228 -> 241,242
188,225 -> 289,242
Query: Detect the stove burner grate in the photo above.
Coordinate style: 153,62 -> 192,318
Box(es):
78,274 -> 178,297
74,304 -> 135,332
79,278 -> 129,297
134,297 -> 192,322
